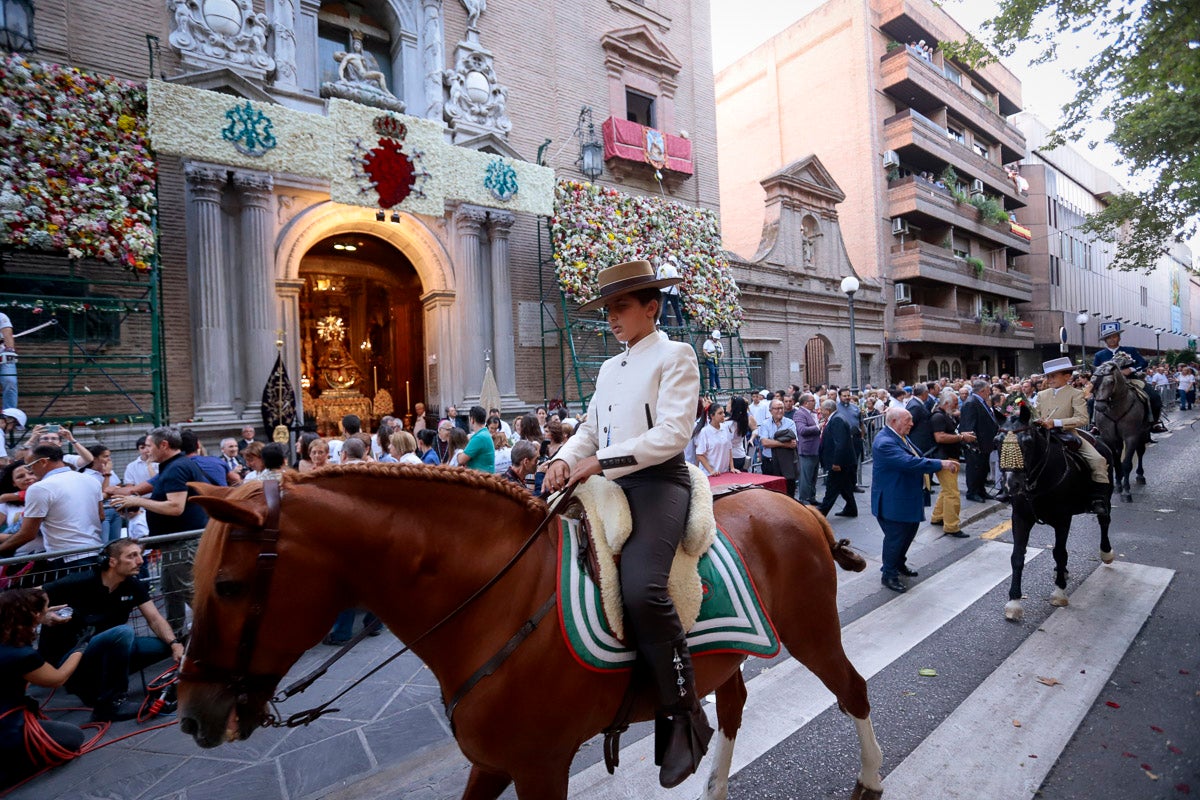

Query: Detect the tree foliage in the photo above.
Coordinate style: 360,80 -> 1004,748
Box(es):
985,0 -> 1200,272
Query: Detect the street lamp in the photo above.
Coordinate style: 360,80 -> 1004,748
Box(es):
1154,328 -> 1163,355
841,276 -> 861,389
576,106 -> 603,182
1076,311 -> 1089,365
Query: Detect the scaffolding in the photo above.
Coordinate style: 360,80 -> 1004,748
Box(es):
537,218 -> 757,411
0,253 -> 165,427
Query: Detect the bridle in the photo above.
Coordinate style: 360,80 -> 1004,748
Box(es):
178,479 -> 287,719
179,478 -> 575,730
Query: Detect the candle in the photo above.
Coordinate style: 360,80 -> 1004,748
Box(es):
406,380 -> 411,411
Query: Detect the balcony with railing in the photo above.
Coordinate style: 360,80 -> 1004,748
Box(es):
890,239 -> 1032,301
883,109 -> 1023,206
893,303 -> 1036,347
887,176 -> 1033,253
876,0 -> 1023,114
601,116 -> 693,179
880,47 -> 1026,162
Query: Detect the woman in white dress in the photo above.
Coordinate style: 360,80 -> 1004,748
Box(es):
694,404 -> 735,476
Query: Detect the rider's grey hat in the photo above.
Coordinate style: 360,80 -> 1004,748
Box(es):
1041,357 -> 1074,375
1099,320 -> 1122,340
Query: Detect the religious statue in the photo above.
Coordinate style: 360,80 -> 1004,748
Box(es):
320,31 -> 406,112
460,0 -> 486,29
336,35 -> 389,91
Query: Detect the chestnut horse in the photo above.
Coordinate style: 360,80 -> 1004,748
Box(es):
177,465 -> 883,800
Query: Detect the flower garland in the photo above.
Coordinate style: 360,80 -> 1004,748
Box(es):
0,55 -> 157,272
551,181 -> 742,331
2,298 -> 152,314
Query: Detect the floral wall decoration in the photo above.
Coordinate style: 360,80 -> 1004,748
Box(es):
0,55 -> 157,272
551,181 -> 743,331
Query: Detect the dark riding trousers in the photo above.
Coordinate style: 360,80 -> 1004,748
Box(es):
616,454 -> 692,650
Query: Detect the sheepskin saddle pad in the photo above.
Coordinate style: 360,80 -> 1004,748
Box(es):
556,463 -> 779,671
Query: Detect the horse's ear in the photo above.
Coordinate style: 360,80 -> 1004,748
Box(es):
188,484 -> 265,528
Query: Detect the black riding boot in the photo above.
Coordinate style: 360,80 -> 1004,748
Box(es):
646,638 -> 714,788
1090,481 -> 1112,516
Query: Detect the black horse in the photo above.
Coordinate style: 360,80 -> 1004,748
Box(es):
996,402 -> 1115,621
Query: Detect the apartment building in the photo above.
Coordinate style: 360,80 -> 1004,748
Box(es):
1012,113 -> 1195,363
716,0 -> 1037,383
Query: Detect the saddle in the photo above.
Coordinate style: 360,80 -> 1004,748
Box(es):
561,463 -> 716,642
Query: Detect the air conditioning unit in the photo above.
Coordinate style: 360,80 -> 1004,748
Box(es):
970,178 -> 985,195
891,217 -> 909,235
895,282 -> 913,304
882,150 -> 900,167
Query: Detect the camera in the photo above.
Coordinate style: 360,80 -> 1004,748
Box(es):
57,607 -> 73,620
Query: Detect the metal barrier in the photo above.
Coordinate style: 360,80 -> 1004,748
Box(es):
0,530 -> 204,639
1156,381 -> 1179,411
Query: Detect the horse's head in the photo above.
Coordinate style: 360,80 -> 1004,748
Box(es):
1093,358 -> 1128,405
177,480 -> 348,748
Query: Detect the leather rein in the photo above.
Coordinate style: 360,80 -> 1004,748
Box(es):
179,479 -> 575,730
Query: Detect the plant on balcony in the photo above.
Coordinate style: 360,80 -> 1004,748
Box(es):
969,193 -> 1010,225
886,40 -> 903,53
939,166 -> 959,191
887,165 -> 901,182
940,234 -> 953,250
966,256 -> 986,277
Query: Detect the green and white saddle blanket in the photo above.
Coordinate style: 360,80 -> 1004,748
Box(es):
556,517 -> 780,672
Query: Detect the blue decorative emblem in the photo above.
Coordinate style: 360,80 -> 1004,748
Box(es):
484,158 -> 519,202
222,101 -> 278,157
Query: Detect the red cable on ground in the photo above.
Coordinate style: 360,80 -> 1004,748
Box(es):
1,664 -> 182,796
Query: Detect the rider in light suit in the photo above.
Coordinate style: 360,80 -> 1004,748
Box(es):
1035,358 -> 1110,515
1092,320 -> 1165,432
544,260 -> 713,789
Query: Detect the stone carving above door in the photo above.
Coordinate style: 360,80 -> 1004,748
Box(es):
443,25 -> 511,142
168,0 -> 276,81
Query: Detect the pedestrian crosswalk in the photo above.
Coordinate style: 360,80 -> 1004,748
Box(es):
570,545 -> 1173,800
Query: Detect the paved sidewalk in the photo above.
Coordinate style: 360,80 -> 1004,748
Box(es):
12,465 -> 1006,800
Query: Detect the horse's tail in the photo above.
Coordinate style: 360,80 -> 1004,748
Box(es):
799,502 -> 866,572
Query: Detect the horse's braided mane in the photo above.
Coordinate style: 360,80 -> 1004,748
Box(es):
283,463 -> 548,515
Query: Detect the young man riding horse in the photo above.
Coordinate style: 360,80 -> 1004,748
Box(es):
543,260 -> 714,788
1035,357 -> 1111,516
1092,320 -> 1166,433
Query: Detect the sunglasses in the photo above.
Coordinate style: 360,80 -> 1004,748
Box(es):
25,457 -> 49,469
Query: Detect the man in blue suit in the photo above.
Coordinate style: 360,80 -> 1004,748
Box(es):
1093,320 -> 1164,432
872,407 -> 958,593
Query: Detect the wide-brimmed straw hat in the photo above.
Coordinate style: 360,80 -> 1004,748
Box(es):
577,260 -> 683,313
1041,357 -> 1074,375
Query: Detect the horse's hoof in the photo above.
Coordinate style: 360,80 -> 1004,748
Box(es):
850,779 -> 884,800
1100,550 -> 1115,565
1004,600 -> 1024,621
1135,476 -> 1147,485
1050,588 -> 1069,607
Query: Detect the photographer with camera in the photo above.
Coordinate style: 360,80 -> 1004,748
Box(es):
929,390 -> 973,538
37,539 -> 183,722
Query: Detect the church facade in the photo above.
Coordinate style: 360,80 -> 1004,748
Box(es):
5,0 -> 721,438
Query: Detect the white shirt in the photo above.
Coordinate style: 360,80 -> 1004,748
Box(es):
750,400 -> 772,429
3,501 -> 44,556
1178,373 -> 1195,391
22,466 -> 103,560
1148,372 -> 1169,387
553,331 -> 699,480
694,423 -> 733,475
400,452 -> 423,466
702,338 -> 723,360
722,419 -> 748,459
657,261 -> 681,295
327,438 -> 344,464
124,456 -> 152,486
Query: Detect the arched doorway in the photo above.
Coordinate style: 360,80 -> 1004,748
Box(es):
298,233 -> 424,433
804,335 -> 830,389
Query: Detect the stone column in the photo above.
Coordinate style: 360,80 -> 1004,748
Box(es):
276,279 -> 305,420
487,211 -> 518,404
184,164 -> 235,417
452,204 -> 488,404
422,289 -> 458,411
270,0 -> 301,92
421,0 -> 445,121
233,171 -> 278,418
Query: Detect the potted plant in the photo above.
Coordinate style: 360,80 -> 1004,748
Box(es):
966,256 -> 986,277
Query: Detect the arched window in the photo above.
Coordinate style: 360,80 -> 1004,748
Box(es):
312,1 -> 424,112
951,360 -> 962,379
940,360 -> 951,379
927,360 -> 938,381
804,335 -> 830,389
